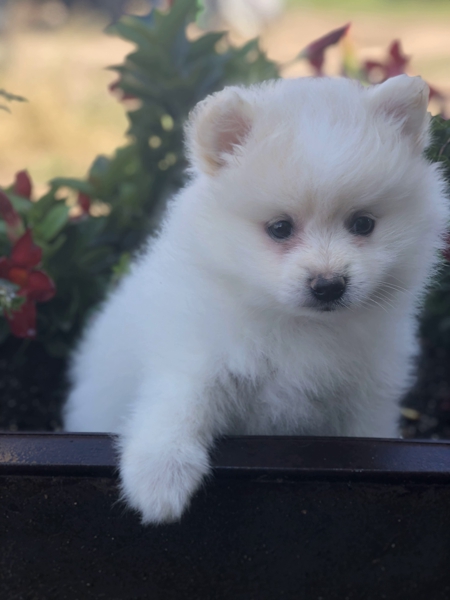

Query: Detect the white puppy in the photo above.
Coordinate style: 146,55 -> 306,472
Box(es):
65,75 -> 449,524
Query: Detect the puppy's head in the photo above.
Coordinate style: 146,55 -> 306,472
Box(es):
184,76 -> 448,317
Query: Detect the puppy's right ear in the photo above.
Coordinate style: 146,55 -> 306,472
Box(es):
186,87 -> 253,175
368,75 -> 430,150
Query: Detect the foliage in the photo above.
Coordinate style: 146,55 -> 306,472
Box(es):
0,88 -> 27,113
422,116 -> 450,343
425,115 -> 450,183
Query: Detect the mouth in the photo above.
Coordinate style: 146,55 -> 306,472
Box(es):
318,305 -> 338,312
307,298 -> 350,313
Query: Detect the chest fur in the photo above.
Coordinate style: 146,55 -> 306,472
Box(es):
219,323 -> 367,436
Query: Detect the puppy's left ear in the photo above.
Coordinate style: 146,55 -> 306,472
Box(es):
186,87 -> 254,175
368,75 -> 430,150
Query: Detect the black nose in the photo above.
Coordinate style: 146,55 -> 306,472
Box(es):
310,276 -> 346,303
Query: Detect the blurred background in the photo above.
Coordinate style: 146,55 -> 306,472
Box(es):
0,0 -> 449,193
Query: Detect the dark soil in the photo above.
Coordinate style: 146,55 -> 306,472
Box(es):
0,338 -> 66,432
400,338 -> 450,439
0,336 -> 449,439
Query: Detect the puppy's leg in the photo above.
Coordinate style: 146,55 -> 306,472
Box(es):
119,372 -> 219,525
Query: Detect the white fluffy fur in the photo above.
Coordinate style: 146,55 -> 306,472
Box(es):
64,75 -> 449,524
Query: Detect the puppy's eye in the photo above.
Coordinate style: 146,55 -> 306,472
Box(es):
350,216 -> 375,236
267,220 -> 293,241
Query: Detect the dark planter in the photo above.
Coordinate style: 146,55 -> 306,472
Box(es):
1,433 -> 450,599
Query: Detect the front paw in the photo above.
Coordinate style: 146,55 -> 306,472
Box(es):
119,441 -> 210,524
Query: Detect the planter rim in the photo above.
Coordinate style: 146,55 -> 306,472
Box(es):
1,433 -> 450,482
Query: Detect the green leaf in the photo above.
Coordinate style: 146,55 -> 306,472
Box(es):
34,204 -> 70,241
78,247 -> 115,271
27,190 -> 60,225
50,177 -> 94,196
0,89 -> 27,103
187,31 -> 225,61
111,252 -> 131,285
7,193 -> 33,214
0,317 -> 10,343
42,233 -> 67,262
108,18 -> 158,49
44,336 -> 70,358
154,0 -> 197,43
89,155 -> 111,182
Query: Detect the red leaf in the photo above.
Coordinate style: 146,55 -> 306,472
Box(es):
13,170 -> 33,200
23,270 -> 56,302
78,192 -> 91,214
108,78 -> 137,102
0,229 -> 54,339
108,79 -> 120,93
386,40 -> 409,78
6,299 -> 37,339
0,191 -> 23,243
300,23 -> 351,76
0,257 -> 12,279
8,267 -> 29,288
428,83 -> 447,118
428,83 -> 446,102
11,229 -> 42,269
365,40 -> 410,83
